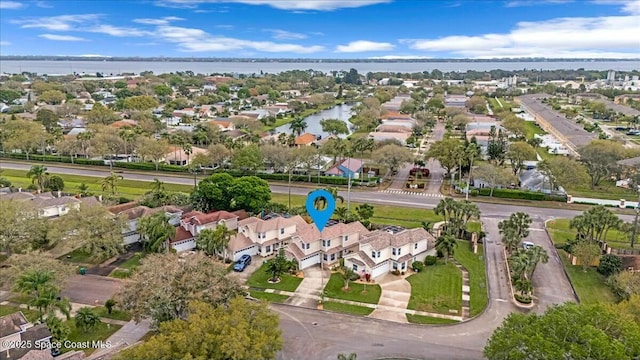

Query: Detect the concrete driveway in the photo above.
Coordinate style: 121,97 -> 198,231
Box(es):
227,255 -> 261,283
368,274 -> 411,323
286,266 -> 328,308
61,274 -> 123,305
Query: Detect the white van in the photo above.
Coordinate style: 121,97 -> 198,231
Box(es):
522,241 -> 535,250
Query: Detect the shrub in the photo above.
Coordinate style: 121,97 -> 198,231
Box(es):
476,187 -> 565,202
0,177 -> 11,187
48,175 -> 65,191
598,254 -> 622,276
424,255 -> 437,266
470,189 -> 479,197
515,294 -> 532,304
391,270 -> 401,276
412,261 -> 424,272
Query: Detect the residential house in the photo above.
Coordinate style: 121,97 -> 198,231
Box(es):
376,124 -> 413,134
110,119 -> 137,129
325,157 -> 364,179
0,191 -> 83,218
294,133 -> 317,147
164,145 -> 207,166
108,203 -> 184,245
343,227 -> 435,279
368,131 -> 410,144
208,120 -> 235,132
445,95 -> 468,108
286,221 -> 369,270
169,210 -> 240,252
0,311 -> 52,360
228,215 -> 308,261
239,109 -> 270,120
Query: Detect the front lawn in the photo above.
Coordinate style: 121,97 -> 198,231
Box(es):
0,305 -> 40,321
249,291 -> 289,303
247,263 -> 303,292
323,273 -> 381,304
454,240 -> 488,317
558,250 -> 616,304
406,314 -> 460,325
323,301 -> 374,316
62,320 -> 122,355
109,268 -> 132,279
564,180 -> 635,201
547,218 -> 632,250
466,221 -> 482,234
118,253 -> 144,270
94,306 -> 132,321
58,248 -> 104,265
406,261 -> 462,315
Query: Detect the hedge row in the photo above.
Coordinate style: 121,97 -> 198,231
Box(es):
476,187 -> 566,202
223,170 -> 379,185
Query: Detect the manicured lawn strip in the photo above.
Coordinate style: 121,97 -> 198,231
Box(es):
466,221 -> 482,234
59,248 -> 104,265
247,263 -> 303,292
94,306 -> 132,321
62,320 -> 121,355
406,314 -> 460,325
454,241 -> 488,317
406,261 -> 462,314
323,273 -> 381,304
0,305 -> 40,321
547,218 -> 632,250
109,269 -> 131,279
558,250 -> 616,304
564,180 -> 635,201
322,301 -> 374,316
523,121 -> 545,140
118,253 -> 144,270
249,291 -> 289,303
8,294 -> 34,304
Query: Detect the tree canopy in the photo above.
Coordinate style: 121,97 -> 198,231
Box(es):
190,174 -> 271,213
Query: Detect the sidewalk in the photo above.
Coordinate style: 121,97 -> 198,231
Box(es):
89,318 -> 152,359
263,289 -> 463,322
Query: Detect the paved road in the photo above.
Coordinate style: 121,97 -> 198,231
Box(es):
425,122 -> 446,194
61,274 -> 123,305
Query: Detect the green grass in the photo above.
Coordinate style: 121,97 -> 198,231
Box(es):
94,306 -> 132,321
0,305 -> 40,321
547,218 -> 632,250
466,221 -> 482,234
109,269 -> 132,278
564,179 -> 636,201
323,273 -> 382,304
59,248 -> 104,265
453,240 -> 488,317
406,314 -> 460,324
406,261 -> 462,315
247,263 -> 303,292
62,319 -> 122,355
558,250 -> 616,304
8,294 -> 34,304
523,121 -> 546,140
322,301 -> 374,315
118,253 -> 144,270
249,291 -> 289,303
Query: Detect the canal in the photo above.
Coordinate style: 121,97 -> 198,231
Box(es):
274,103 -> 355,139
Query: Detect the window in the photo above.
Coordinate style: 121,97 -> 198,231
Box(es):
266,245 -> 271,253
392,248 -> 396,255
280,228 -> 285,234
415,243 -> 418,250
344,235 -> 349,241
352,264 -> 358,272
371,251 -> 376,259
377,251 -> 381,258
323,254 -> 328,261
393,262 -> 398,270
401,262 -> 406,270
305,243 -> 310,250
397,248 -> 401,256
330,254 -> 336,261
322,239 -> 331,247
259,232 -> 266,239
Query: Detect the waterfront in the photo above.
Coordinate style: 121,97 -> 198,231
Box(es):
274,103 -> 354,139
1,60 -> 638,75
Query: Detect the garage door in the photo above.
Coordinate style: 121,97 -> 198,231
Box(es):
299,253 -> 320,270
371,260 -> 389,279
234,246 -> 257,262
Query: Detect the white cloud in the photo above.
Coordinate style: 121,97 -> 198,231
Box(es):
0,41 -> 11,46
153,25 -> 324,53
39,34 -> 87,41
215,24 -> 234,29
0,1 -> 24,9
36,1 -> 53,8
156,0 -> 390,10
505,0 -> 573,7
335,40 -> 395,53
405,9 -> 640,58
369,55 -> 433,59
264,29 -> 307,40
133,16 -> 185,25
89,25 -> 149,37
12,14 -> 100,31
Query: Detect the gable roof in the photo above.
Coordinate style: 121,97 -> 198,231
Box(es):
360,228 -> 434,251
181,210 -> 238,225
295,133 -> 316,145
0,311 -> 28,338
294,221 -> 368,243
238,215 -> 308,233
228,232 -> 254,252
118,205 -> 183,220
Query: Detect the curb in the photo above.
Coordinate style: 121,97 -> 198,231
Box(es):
544,219 -> 580,303
503,247 -> 535,309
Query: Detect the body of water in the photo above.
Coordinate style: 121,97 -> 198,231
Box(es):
0,60 -> 638,75
275,103 -> 354,139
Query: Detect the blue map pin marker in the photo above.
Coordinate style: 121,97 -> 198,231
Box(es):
306,189 -> 336,232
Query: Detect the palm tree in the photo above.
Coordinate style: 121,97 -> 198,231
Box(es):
75,307 -> 101,333
13,269 -> 53,299
334,206 -> 349,222
138,212 -> 176,253
509,249 -> 533,281
77,130 -> 94,158
337,353 -> 357,360
118,128 -> 136,162
527,245 -> 549,279
45,316 -> 70,343
434,197 -> 459,226
289,117 -> 308,136
32,285 -> 71,321
340,266 -> 356,290
435,234 -> 458,263
151,178 -> 165,193
26,165 -> 50,191
351,137 -> 374,181
196,224 -> 232,260
313,187 -> 344,209
183,143 -> 193,165
266,249 -> 290,282
101,172 -> 124,195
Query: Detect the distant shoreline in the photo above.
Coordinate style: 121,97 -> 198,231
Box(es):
1,56 -> 638,63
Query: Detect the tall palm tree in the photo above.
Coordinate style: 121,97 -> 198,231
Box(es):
77,130 -> 94,158
118,128 -> 136,162
101,172 -> 124,195
334,206 -> 349,223
509,249 -> 533,281
313,187 -> 344,209
527,245 -> 549,279
183,143 -> 193,165
13,269 -> 53,299
32,285 -> 71,321
75,307 -> 101,333
289,117 -> 308,136
351,137 -> 374,181
435,234 -> 458,264
138,212 -> 176,253
26,165 -> 50,191
196,224 -> 232,260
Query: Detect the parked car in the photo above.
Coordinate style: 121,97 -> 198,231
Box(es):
522,241 -> 535,250
233,254 -> 252,272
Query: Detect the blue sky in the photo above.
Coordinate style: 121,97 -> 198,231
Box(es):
0,0 -> 638,58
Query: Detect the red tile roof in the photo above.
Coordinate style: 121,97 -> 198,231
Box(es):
170,226 -> 193,243
181,210 -> 238,225
295,133 -> 316,145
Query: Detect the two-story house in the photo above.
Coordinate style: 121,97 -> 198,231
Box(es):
0,311 -> 52,359
343,227 -> 435,279
228,215 -> 308,261
285,221 -> 369,270
112,204 -> 185,245
169,210 -> 240,252
0,191 -> 99,218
